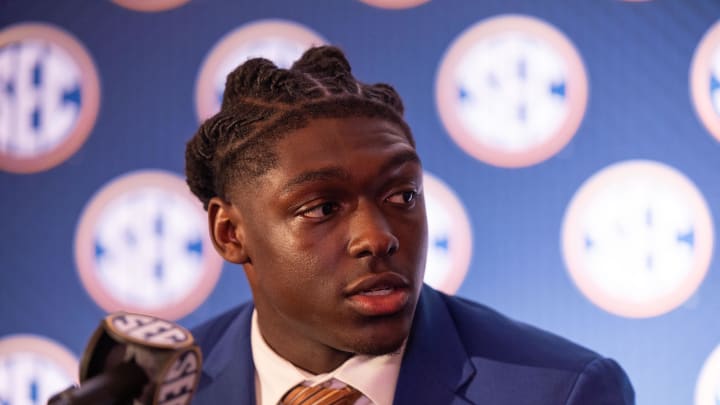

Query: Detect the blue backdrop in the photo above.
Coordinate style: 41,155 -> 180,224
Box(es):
2,1 -> 720,404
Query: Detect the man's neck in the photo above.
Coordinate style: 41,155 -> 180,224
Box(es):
256,315 -> 354,374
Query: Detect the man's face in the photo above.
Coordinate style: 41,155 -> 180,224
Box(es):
220,116 -> 427,372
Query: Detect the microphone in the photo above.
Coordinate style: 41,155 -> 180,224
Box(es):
48,312 -> 202,405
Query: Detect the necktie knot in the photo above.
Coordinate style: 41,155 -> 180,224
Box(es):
281,383 -> 363,405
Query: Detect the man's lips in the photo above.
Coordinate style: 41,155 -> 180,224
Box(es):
344,273 -> 411,316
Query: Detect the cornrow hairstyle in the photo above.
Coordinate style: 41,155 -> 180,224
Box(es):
185,45 -> 415,210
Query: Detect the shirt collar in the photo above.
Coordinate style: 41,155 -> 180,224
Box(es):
250,310 -> 404,405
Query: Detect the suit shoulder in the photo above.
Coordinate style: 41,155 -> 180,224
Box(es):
191,301 -> 254,349
438,290 -> 601,372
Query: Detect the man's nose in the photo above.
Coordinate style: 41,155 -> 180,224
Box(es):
347,202 -> 399,258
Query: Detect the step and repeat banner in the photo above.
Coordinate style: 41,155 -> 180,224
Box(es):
1,0 -> 719,403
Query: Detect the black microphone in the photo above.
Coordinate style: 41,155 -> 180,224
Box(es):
48,312 -> 202,405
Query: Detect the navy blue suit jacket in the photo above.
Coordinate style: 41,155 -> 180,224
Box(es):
190,285 -> 634,404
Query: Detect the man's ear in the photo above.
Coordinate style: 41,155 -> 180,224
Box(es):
207,197 -> 250,264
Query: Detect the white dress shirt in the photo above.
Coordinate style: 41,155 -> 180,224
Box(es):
250,310 -> 405,405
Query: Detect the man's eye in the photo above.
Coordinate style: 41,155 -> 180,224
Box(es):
301,202 -> 339,218
387,190 -> 417,205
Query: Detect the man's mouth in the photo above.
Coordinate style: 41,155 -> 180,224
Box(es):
359,287 -> 395,296
345,273 -> 411,316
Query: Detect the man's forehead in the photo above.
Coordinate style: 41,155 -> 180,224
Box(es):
272,117 -> 414,159
226,115 -> 416,201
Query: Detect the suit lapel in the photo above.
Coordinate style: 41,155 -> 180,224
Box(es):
195,304 -> 256,404
394,286 -> 475,404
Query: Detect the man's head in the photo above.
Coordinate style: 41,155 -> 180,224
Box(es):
185,46 -> 428,374
186,46 -> 414,209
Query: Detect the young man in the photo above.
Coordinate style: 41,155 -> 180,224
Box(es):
185,46 -> 634,404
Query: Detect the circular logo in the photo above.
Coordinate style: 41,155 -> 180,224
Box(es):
436,15 -> 588,168
195,19 -> 326,121
696,344 -> 720,405
111,0 -> 190,12
0,23 -> 100,174
423,171 -> 473,294
356,0 -> 430,9
691,20 -> 720,143
0,334 -> 78,405
562,160 -> 714,318
74,170 -> 223,320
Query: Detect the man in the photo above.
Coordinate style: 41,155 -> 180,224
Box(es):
185,46 -> 634,404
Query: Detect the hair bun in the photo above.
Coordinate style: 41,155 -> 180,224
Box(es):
291,46 -> 352,75
221,57 -> 278,107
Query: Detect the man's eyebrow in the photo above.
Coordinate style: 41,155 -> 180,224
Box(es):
376,149 -> 421,177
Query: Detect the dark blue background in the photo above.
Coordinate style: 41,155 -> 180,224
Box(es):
2,1 -> 720,404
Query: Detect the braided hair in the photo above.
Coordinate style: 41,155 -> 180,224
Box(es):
185,45 -> 414,209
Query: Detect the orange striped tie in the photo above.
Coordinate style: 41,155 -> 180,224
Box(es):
281,383 -> 363,405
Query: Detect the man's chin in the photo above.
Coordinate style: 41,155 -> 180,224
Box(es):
352,338 -> 406,356
341,302 -> 417,355
345,326 -> 409,356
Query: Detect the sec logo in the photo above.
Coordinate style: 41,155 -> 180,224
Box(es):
0,23 -> 100,174
195,19 -> 326,121
436,15 -> 588,168
0,334 -> 78,405
691,20 -> 720,143
562,160 -> 714,318
423,172 -> 473,294
696,344 -> 720,405
356,0 -> 430,9
111,0 -> 190,12
74,170 -> 223,320
107,312 -> 192,349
